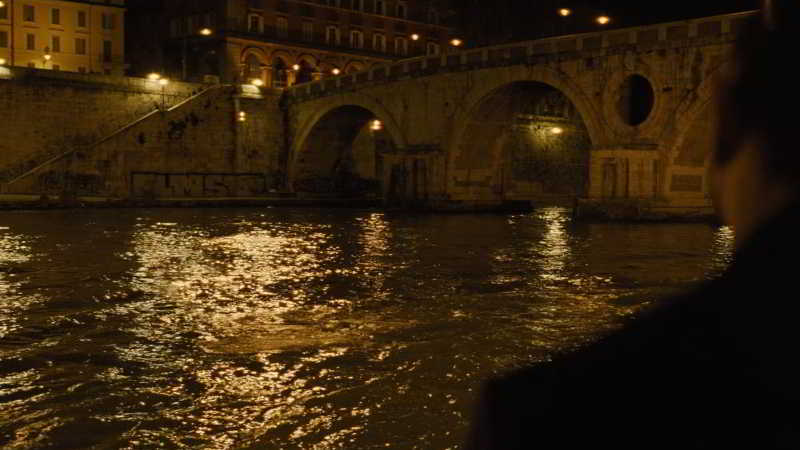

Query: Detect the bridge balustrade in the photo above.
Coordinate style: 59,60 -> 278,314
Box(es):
287,10 -> 755,101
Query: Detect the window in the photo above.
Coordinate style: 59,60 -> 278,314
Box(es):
52,36 -> 60,52
75,38 -> 87,55
248,14 -> 263,33
248,0 -> 264,9
373,33 -> 386,52
102,13 -> 114,30
77,11 -> 87,28
52,64 -> 60,71
326,0 -> 340,7
428,9 -> 439,24
103,40 -> 112,63
396,1 -> 407,19
78,66 -> 86,73
352,0 -> 364,10
27,62 -> 35,68
426,42 -> 440,56
350,30 -> 363,49
26,33 -> 35,50
395,36 -> 407,56
0,6 -> 7,20
302,21 -> 314,42
276,17 -> 288,39
374,0 -> 385,15
51,8 -> 60,25
0,31 -> 7,48
23,5 -> 35,22
326,25 -> 340,45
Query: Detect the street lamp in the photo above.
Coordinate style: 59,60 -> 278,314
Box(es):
450,38 -> 463,47
159,77 -> 169,110
0,58 -> 6,65
558,8 -> 572,17
410,33 -> 420,41
596,16 -> 611,25
550,127 -> 564,135
332,68 -> 341,75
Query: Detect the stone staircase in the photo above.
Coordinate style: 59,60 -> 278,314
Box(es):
0,85 -> 224,193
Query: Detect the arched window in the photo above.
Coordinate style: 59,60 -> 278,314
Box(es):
428,8 -> 439,24
396,1 -> 407,19
350,29 -> 364,49
373,33 -> 386,52
276,17 -> 288,39
244,53 -> 262,82
272,57 -> 288,88
394,36 -> 408,56
326,25 -> 340,45
296,59 -> 315,84
374,0 -> 385,15
426,41 -> 440,56
248,14 -> 263,33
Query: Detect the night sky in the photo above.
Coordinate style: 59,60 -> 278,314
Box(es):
455,0 -> 761,45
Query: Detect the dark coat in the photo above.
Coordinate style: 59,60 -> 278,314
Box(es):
465,206 -> 800,449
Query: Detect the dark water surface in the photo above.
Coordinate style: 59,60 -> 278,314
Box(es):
0,207 -> 733,449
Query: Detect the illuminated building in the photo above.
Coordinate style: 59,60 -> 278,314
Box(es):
0,0 -> 125,75
127,0 -> 455,86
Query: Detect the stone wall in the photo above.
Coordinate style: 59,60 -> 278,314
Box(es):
0,68 -> 286,198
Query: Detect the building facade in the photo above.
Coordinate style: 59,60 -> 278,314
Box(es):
129,0 -> 454,86
0,0 -> 125,75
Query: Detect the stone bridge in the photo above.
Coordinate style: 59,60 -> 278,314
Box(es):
285,11 -> 753,216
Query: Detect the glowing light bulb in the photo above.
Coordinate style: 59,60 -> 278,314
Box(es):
550,127 -> 564,135
332,68 -> 341,75
450,38 -> 463,47
558,8 -> 572,17
199,28 -> 213,36
370,119 -> 383,131
411,33 -> 420,41
251,79 -> 264,86
597,16 -> 611,25
148,73 -> 161,81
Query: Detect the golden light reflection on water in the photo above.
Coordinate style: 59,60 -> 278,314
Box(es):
535,208 -> 572,282
0,209 -> 741,449
0,230 -> 35,339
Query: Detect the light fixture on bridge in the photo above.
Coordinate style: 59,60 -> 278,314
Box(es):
292,64 -> 301,71
596,16 -> 611,25
332,68 -> 341,75
43,47 -> 52,62
199,28 -> 213,36
550,127 -> 564,135
370,119 -> 383,131
450,38 -> 463,47
238,111 -> 247,122
558,8 -> 572,17
411,33 -> 420,41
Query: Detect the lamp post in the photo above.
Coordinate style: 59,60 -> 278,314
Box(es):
182,27 -> 213,81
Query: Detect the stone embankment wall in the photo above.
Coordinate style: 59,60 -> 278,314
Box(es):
0,68 -> 286,199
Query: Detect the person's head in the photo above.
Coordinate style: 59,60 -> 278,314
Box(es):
711,0 -> 800,244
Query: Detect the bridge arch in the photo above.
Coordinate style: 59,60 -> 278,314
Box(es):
663,59 -> 732,202
448,66 -> 604,203
290,95 -> 406,197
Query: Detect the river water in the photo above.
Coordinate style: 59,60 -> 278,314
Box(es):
0,207 -> 733,449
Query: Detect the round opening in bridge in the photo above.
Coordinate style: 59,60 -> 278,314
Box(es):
617,74 -> 654,126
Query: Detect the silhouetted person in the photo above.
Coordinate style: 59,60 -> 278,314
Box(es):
465,2 -> 800,448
